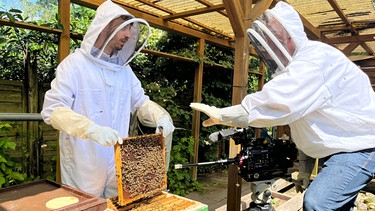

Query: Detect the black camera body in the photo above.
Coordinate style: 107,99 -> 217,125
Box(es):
221,128 -> 297,182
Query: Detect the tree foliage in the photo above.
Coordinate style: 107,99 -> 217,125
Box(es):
0,123 -> 36,188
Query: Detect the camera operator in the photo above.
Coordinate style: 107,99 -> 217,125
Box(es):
190,1 -> 375,210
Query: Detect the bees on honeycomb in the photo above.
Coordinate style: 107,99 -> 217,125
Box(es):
119,134 -> 165,198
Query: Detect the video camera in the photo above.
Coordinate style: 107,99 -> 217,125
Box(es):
228,128 -> 297,182
175,127 -> 297,182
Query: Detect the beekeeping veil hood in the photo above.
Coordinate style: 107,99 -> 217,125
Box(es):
80,0 -> 150,67
246,1 -> 307,76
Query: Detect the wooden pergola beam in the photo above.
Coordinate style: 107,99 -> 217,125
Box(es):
141,48 -> 233,69
300,15 -> 321,40
327,0 -> 373,54
194,0 -> 228,16
0,18 -> 63,34
71,0 -> 235,48
328,0 -> 351,26
319,19 -> 375,33
136,0 -> 229,38
249,0 -> 273,22
342,42 -> 360,56
163,4 -> 225,21
320,25 -> 350,33
326,34 -> 375,44
222,0 -> 246,37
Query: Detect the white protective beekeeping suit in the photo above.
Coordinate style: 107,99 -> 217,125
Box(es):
189,4 -> 294,129
41,0 -> 174,198
243,1 -> 375,158
191,1 -> 375,189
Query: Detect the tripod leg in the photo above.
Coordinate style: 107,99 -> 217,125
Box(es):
248,202 -> 276,211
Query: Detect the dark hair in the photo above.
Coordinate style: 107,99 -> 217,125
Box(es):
107,15 -> 133,34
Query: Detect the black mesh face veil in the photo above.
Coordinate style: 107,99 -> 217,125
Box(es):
248,30 -> 280,73
247,12 -> 293,77
93,17 -> 150,66
247,28 -> 286,76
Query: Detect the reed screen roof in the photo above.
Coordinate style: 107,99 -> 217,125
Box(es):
74,0 -> 375,56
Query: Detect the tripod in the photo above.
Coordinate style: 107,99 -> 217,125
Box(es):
246,180 -> 277,211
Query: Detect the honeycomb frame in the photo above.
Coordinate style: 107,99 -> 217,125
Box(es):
115,132 -> 167,206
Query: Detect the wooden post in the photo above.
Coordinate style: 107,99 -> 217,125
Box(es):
222,0 -> 250,209
58,0 -> 71,64
56,0 -> 71,183
223,0 -> 272,209
191,38 -> 205,180
227,34 -> 249,211
25,50 -> 39,177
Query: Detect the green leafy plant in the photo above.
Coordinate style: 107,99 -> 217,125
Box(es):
0,123 -> 28,187
0,8 -> 23,22
167,134 -> 202,196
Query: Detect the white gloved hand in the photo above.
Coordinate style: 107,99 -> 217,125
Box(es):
156,115 -> 175,137
190,103 -> 250,127
164,133 -> 173,171
190,103 -> 230,127
86,124 -> 123,146
208,131 -> 220,142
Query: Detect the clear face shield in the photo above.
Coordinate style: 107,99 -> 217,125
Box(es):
93,16 -> 150,66
246,13 -> 292,77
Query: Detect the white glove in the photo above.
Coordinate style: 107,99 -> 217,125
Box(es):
190,103 -> 249,127
164,133 -> 173,171
208,131 -> 220,142
50,107 -> 122,146
190,103 -> 223,127
156,115 -> 175,137
86,124 -> 123,146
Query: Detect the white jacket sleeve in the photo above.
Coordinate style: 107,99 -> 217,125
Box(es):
241,61 -> 330,127
50,107 -> 122,146
219,104 -> 250,128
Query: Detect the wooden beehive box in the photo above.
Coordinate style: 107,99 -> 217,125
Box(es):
0,179 -> 107,211
115,132 -> 167,207
107,191 -> 208,211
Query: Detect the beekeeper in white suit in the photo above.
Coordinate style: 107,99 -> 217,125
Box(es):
41,0 -> 174,198
191,1 -> 375,210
